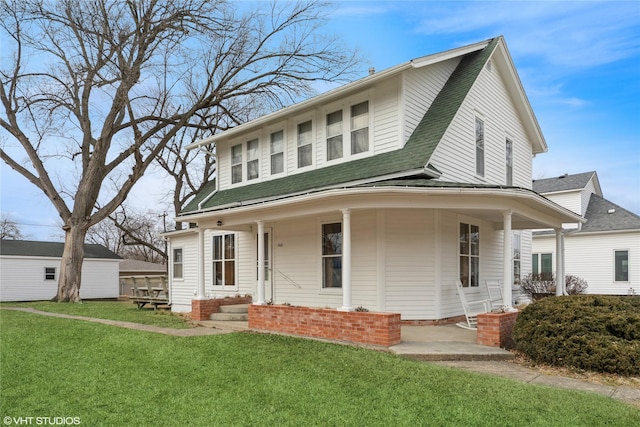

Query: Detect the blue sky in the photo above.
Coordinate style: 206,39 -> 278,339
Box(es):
1,0 -> 639,240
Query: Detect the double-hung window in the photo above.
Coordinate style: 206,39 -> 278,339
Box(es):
615,250 -> 629,282
322,223 -> 342,288
231,144 -> 243,184
213,234 -> 235,287
350,101 -> 369,154
246,139 -> 259,180
475,117 -> 485,176
326,100 -> 370,161
297,120 -> 313,168
459,223 -> 480,287
172,248 -> 183,279
270,130 -> 284,175
326,110 -> 343,161
512,232 -> 521,284
506,138 -> 513,186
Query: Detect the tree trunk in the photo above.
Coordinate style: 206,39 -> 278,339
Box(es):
54,224 -> 88,302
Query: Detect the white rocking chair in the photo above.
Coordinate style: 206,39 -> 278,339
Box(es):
485,280 -> 504,311
455,280 -> 491,330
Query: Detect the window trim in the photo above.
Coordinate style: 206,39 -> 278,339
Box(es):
212,233 -> 238,289
246,138 -> 260,181
296,119 -> 314,169
172,248 -> 183,280
269,129 -> 285,176
614,249 -> 629,282
505,138 -> 513,186
475,116 -> 485,177
44,267 -> 56,281
320,220 -> 343,293
323,96 -> 372,164
459,221 -> 480,288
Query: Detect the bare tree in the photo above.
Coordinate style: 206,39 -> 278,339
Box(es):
0,213 -> 24,240
87,206 -> 167,263
0,0 -> 359,302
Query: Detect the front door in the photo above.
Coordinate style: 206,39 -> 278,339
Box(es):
257,229 -> 273,301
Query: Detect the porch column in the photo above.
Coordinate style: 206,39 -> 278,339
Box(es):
555,228 -> 564,296
255,220 -> 266,305
340,209 -> 353,311
197,227 -> 205,299
502,211 -> 513,310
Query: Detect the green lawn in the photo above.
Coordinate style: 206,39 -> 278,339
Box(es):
1,309 -> 638,426
0,300 -> 190,328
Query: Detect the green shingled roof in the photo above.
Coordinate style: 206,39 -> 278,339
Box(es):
182,38 -> 498,215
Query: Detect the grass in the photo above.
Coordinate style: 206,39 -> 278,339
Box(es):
1,309 -> 639,426
0,300 -> 191,329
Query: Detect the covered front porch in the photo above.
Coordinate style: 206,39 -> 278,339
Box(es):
180,184 -> 582,344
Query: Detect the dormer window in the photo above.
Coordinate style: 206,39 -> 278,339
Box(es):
326,100 -> 370,162
326,110 -> 343,160
231,144 -> 242,184
270,130 -> 284,175
246,139 -> 259,180
351,101 -> 369,154
297,120 -> 313,168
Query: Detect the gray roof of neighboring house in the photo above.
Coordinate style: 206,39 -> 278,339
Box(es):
580,194 -> 640,232
181,37 -> 499,215
119,259 -> 167,274
0,240 -> 121,259
532,171 -> 596,194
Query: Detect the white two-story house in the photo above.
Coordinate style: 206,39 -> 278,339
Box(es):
164,36 -> 580,322
532,171 -> 640,295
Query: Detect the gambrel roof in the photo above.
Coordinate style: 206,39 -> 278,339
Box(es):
182,36 -> 543,216
532,171 -> 600,195
0,240 -> 121,259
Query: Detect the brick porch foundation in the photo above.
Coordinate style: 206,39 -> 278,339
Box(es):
248,304 -> 402,347
476,311 -> 519,348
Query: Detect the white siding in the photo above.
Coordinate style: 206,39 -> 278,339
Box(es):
581,178 -> 597,215
0,257 -> 119,302
544,191 -> 582,216
372,77 -> 401,154
533,231 -> 640,295
168,230 -> 255,313
430,59 -> 533,188
403,58 -> 460,143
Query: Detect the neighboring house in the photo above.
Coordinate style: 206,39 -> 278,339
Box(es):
164,36 -> 580,322
532,171 -> 640,295
0,240 -> 121,301
119,259 -> 167,296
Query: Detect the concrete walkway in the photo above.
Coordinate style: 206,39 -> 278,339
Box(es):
3,307 -> 639,407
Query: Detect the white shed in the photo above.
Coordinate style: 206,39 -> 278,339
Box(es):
0,240 -> 121,302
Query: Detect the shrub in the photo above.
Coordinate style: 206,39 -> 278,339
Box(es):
519,273 -> 588,301
512,295 -> 640,375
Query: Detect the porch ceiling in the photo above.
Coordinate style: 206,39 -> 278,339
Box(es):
181,186 -> 583,232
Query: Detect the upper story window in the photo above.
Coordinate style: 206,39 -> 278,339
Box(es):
231,144 -> 242,184
326,100 -> 370,162
297,120 -> 313,168
475,117 -> 485,176
246,139 -> 259,180
350,101 -> 369,154
326,110 -> 343,160
506,138 -> 513,186
270,130 -> 284,175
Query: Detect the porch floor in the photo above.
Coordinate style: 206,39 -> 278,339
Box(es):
194,320 -> 513,361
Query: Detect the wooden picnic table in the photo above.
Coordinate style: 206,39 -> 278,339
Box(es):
121,275 -> 170,310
